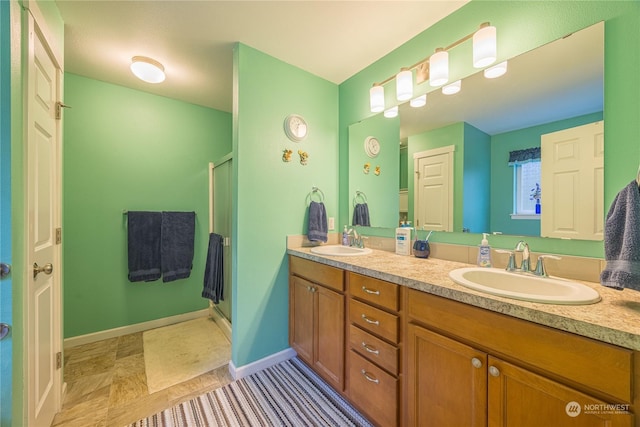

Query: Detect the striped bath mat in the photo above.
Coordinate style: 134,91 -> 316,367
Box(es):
129,357 -> 373,427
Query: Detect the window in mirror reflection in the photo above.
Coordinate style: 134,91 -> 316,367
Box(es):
513,161 -> 541,216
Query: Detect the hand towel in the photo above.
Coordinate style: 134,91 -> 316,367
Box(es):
307,201 -> 328,242
161,211 -> 196,283
600,180 -> 640,291
352,203 -> 371,227
202,233 -> 224,303
127,211 -> 162,282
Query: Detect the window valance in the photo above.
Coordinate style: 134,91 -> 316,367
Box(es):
508,147 -> 540,165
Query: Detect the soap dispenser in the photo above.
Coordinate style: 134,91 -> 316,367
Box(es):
342,225 -> 349,246
477,233 -> 492,267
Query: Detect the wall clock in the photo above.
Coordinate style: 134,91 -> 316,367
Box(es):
364,136 -> 381,158
284,114 -> 308,142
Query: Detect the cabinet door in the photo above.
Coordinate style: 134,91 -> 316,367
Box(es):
407,324 -> 487,427
315,285 -> 345,390
488,357 -> 633,427
289,275 -> 315,365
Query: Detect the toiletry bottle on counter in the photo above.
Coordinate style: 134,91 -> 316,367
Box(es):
342,225 -> 349,246
395,227 -> 413,256
477,233 -> 492,267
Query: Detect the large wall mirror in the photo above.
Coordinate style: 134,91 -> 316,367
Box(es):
348,22 -> 603,238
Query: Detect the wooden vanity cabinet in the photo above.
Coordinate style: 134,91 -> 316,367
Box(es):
407,289 -> 634,427
347,272 -> 403,427
289,256 -> 345,391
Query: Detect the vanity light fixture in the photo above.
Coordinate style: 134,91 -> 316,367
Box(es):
396,68 -> 413,101
370,84 -> 385,113
484,61 -> 508,79
473,23 -> 497,68
383,106 -> 399,118
442,80 -> 462,95
410,94 -> 427,108
130,56 -> 166,84
369,22 -> 499,112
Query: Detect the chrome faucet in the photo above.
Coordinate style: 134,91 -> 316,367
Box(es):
347,228 -> 363,248
514,240 -> 531,272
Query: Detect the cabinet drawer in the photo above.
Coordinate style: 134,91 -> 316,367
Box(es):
348,350 -> 398,427
349,299 -> 399,344
408,289 -> 633,403
348,272 -> 399,311
289,256 -> 344,292
349,324 -> 398,375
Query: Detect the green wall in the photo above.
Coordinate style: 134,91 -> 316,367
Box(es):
490,111 -> 603,236
462,123 -> 491,234
63,74 -> 232,338
339,0 -> 640,257
232,43 -> 338,366
348,114 -> 400,228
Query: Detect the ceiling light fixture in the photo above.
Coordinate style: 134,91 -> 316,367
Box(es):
369,22 -> 499,113
130,56 -> 166,84
442,80 -> 461,95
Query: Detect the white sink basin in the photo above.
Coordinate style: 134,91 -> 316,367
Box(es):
448,267 -> 601,305
310,245 -> 372,257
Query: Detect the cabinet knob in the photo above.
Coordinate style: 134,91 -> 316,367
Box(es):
361,369 -> 380,384
489,366 -> 500,377
471,357 -> 483,369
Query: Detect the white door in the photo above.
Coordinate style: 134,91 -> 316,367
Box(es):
414,146 -> 455,231
541,121 -> 604,241
27,17 -> 62,427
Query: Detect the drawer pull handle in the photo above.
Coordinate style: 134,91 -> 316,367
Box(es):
361,369 -> 379,384
361,342 -> 380,355
361,314 -> 379,325
362,286 -> 380,295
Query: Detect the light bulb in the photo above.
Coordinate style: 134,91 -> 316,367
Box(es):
130,56 -> 165,84
384,106 -> 398,118
442,80 -> 461,95
410,94 -> 427,108
484,61 -> 508,79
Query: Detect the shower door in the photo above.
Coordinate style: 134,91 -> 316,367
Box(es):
210,156 -> 232,321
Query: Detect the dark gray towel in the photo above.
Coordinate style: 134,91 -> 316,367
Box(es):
600,180 -> 640,291
352,203 -> 371,226
127,211 -> 162,282
202,233 -> 224,303
161,211 -> 196,283
307,201 -> 328,242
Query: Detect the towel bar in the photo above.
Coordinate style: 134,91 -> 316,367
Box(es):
306,187 -> 325,205
352,190 -> 368,207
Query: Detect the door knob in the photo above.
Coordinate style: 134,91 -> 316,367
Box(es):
0,263 -> 10,279
0,323 -> 9,341
33,262 -> 53,279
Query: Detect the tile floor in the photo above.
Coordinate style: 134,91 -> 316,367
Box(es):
52,321 -> 233,427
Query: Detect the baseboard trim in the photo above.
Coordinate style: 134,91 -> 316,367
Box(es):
229,348 -> 297,380
63,309 -> 210,349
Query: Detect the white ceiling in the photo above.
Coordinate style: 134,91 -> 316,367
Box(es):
56,0 -> 470,112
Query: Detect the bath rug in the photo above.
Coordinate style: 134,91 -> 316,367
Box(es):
143,317 -> 231,394
130,357 -> 372,427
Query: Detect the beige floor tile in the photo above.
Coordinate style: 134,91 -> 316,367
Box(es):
106,390 -> 170,427
113,353 -> 145,379
65,338 -> 119,364
63,372 -> 113,409
65,353 -> 117,383
52,393 -> 109,427
116,332 -> 144,359
108,372 -> 148,408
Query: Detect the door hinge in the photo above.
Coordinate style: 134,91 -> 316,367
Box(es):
56,227 -> 62,245
56,352 -> 62,369
55,102 -> 71,120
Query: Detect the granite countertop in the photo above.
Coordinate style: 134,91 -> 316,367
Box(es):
287,246 -> 640,351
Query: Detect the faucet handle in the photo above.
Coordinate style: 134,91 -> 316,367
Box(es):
534,255 -> 562,277
496,249 -> 517,272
